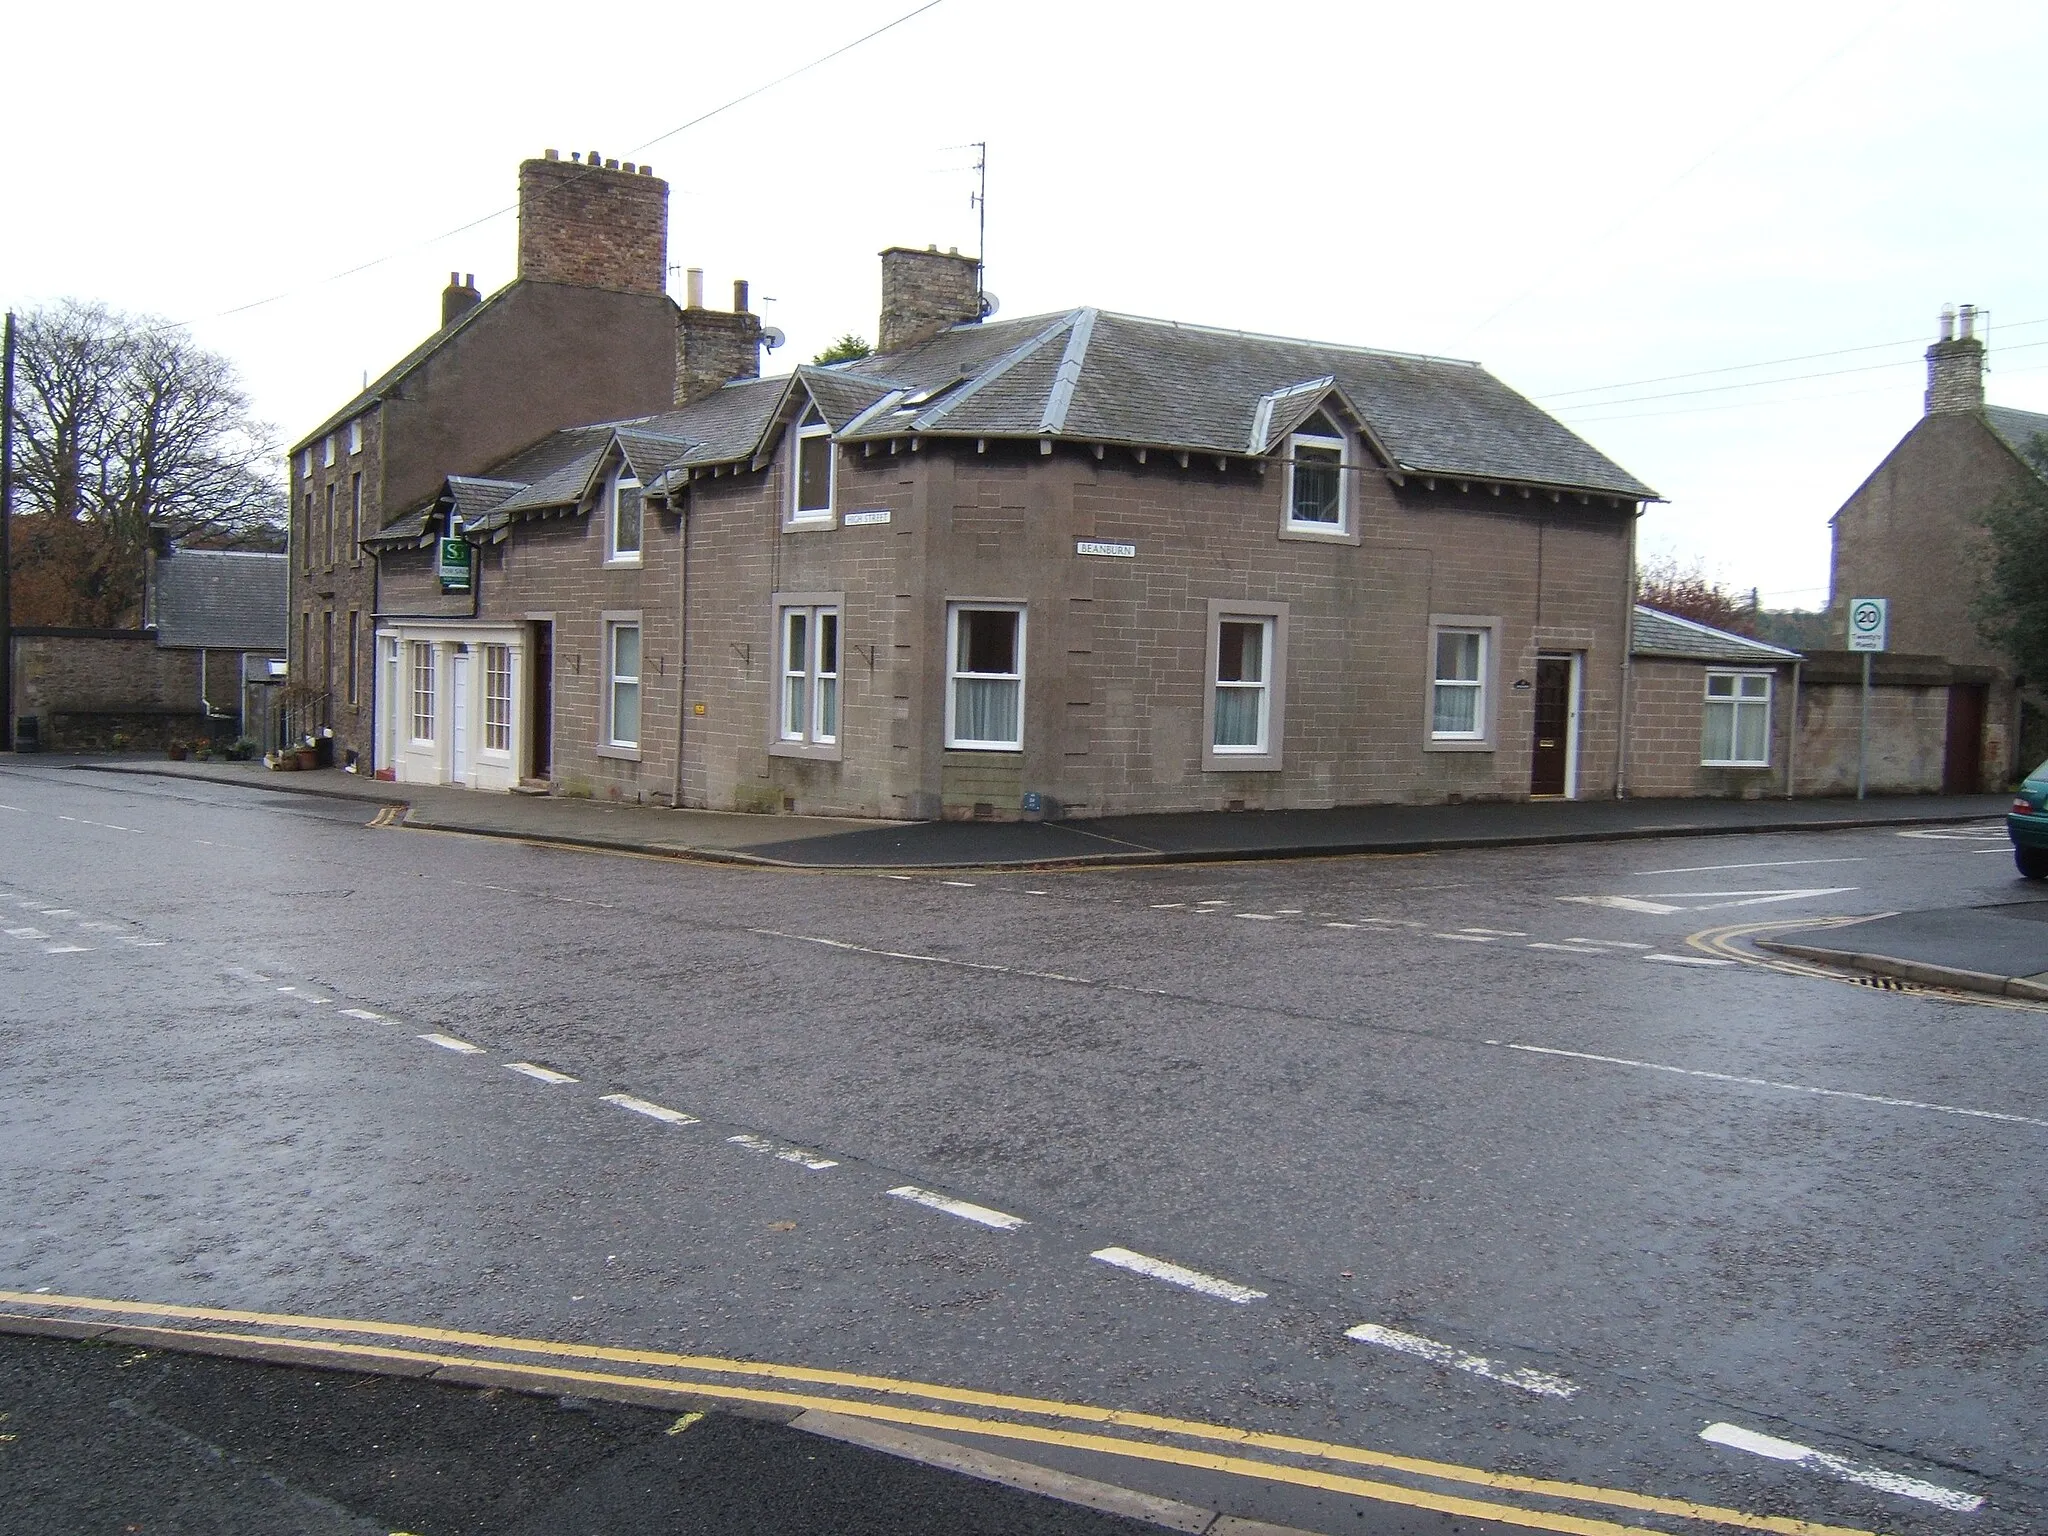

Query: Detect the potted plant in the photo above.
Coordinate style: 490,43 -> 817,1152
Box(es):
166,739 -> 188,762
295,739 -> 320,770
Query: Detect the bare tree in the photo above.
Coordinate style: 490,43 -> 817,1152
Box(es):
8,299 -> 284,626
1636,554 -> 1758,637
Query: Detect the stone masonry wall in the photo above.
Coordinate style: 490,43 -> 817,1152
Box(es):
1624,657 -> 1793,799
517,155 -> 668,296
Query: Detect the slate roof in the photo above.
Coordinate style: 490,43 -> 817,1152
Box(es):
1631,605 -> 1799,664
383,305 -> 1655,541
1985,405 -> 2048,470
151,550 -> 288,651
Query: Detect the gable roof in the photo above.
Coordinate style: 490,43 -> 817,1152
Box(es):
292,287 -> 514,454
1984,405 -> 2048,471
151,549 -> 288,651
1631,605 -> 1799,664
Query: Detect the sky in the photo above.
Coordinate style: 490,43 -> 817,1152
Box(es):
7,0 -> 2046,613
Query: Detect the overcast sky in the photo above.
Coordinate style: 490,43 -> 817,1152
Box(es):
8,1 -> 2045,611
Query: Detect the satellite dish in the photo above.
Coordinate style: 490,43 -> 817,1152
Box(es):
978,290 -> 1000,320
761,326 -> 787,351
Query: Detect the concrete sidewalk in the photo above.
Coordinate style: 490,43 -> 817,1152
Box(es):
1757,901 -> 2048,1002
50,755 -> 2007,871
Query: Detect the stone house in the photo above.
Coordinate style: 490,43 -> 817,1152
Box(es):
285,150 -> 707,768
1624,606 -> 1799,799
1828,305 -> 2048,788
364,242 -> 1659,817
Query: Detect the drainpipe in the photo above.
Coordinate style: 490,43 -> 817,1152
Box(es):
1616,510 -> 1640,799
671,495 -> 692,810
1786,659 -> 1801,799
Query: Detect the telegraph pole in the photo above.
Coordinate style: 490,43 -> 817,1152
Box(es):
0,311 -> 15,753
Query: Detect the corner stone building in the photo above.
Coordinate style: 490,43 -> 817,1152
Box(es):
286,151 -> 692,763
1828,306 -> 2048,789
364,242 -> 1659,817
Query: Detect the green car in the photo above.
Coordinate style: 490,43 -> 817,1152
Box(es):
2009,760 -> 2048,878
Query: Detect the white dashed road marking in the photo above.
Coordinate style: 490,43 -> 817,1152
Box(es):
1345,1323 -> 1578,1399
6,928 -> 50,940
41,944 -> 90,955
1526,941 -> 1612,955
1699,1422 -> 1983,1512
418,1033 -> 485,1055
1634,857 -> 1865,875
1432,933 -> 1496,943
1643,953 -> 1735,967
601,1093 -> 699,1126
506,1062 -> 579,1085
1494,1041 -> 2048,1129
338,1008 -> 386,1022
727,1133 -> 837,1169
1090,1247 -> 1266,1304
1235,912 -> 1279,921
941,881 -> 976,888
887,1185 -> 1027,1230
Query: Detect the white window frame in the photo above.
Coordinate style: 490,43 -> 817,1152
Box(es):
1283,420 -> 1349,538
769,593 -> 844,760
604,465 -> 643,566
1702,669 -> 1774,768
945,602 -> 1026,752
601,615 -> 642,756
788,403 -> 836,528
1202,599 -> 1288,772
348,418 -> 363,456
482,642 -> 514,755
409,641 -> 437,744
297,448 -> 311,479
1425,615 -> 1498,751
322,434 -> 335,468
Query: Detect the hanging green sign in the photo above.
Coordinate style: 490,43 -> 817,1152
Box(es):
437,537 -> 473,592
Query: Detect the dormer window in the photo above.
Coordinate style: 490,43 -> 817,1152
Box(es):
606,465 -> 642,564
791,403 -> 834,525
1285,411 -> 1346,534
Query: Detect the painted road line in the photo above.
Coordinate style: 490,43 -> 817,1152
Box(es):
1699,1423 -> 1982,1513
1235,912 -> 1280,921
1090,1247 -> 1266,1304
728,1133 -> 837,1170
756,930 -> 1099,989
78,921 -> 125,932
1324,921 -> 1357,929
1345,1323 -> 1577,1400
5,928 -> 50,940
418,1033 -> 485,1055
941,880 -> 977,888
1434,933 -> 1497,943
35,908 -> 78,916
1569,939 -> 1652,949
1492,1041 -> 2048,1130
1527,942 -> 1614,955
600,1093 -> 699,1126
338,1008 -> 386,1022
1643,953 -> 1735,967
1150,902 -> 1186,909
1559,895 -> 1683,915
1276,908 -> 1303,915
1461,928 -> 1528,937
1633,857 -> 1864,875
120,939 -> 167,947
888,1186 -> 1027,1231
506,1062 -> 579,1085
0,1291 -> 1889,1536
41,943 -> 90,954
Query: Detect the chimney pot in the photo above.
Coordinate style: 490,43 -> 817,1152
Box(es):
545,147 -> 560,161
733,279 -> 750,313
604,157 -> 619,170
1939,304 -> 1956,341
623,162 -> 636,173
640,165 -> 653,176
464,273 -> 474,288
1960,303 -> 1977,339
686,267 -> 705,309
588,149 -> 601,164
571,152 -> 582,163
450,270 -> 461,286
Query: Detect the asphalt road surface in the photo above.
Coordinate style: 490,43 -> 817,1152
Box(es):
1,760 -> 2041,1535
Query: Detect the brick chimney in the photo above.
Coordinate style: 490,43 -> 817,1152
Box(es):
441,272 -> 481,328
878,245 -> 982,353
674,273 -> 765,406
517,149 -> 668,296
1925,303 -> 1986,415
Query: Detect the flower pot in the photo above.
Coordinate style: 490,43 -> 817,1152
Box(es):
166,745 -> 187,761
296,747 -> 319,770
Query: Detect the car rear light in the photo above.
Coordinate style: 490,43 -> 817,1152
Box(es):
2014,799 -> 2035,814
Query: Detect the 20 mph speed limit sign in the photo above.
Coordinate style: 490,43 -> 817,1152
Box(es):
1848,597 -> 1888,653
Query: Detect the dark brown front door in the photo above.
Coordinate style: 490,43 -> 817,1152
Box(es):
1943,683 -> 1986,792
529,622 -> 553,780
1531,656 -> 1572,796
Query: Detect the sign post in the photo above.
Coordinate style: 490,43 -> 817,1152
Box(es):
1847,597 -> 1888,800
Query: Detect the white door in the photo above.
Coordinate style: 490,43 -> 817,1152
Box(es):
451,653 -> 472,785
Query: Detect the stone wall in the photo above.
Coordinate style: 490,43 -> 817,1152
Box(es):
1624,657 -> 1794,799
516,153 -> 667,296
878,247 -> 982,352
8,630 -> 208,750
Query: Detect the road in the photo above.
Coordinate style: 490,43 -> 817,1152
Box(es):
0,760 -> 2041,1535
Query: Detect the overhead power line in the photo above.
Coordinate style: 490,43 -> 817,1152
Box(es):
213,0 -> 948,322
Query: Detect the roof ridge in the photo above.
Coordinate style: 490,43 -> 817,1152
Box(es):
1038,308 -> 1098,434
914,311 -> 1081,431
981,306 -> 1483,369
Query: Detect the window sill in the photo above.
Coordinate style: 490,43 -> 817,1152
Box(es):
596,743 -> 642,762
1202,753 -> 1282,773
1424,738 -> 1494,753
945,744 -> 1023,755
602,556 -> 644,569
1278,522 -> 1358,545
769,739 -> 843,763
1701,760 -> 1772,770
783,513 -> 838,533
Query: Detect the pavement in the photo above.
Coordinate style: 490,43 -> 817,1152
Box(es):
1755,899 -> 2048,1001
50,752 -> 2009,869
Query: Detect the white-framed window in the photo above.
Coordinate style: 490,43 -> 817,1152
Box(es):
483,643 -> 513,753
297,448 -> 311,480
947,603 -> 1025,750
1202,599 -> 1288,773
790,403 -> 834,525
348,418 -> 363,456
1429,622 -> 1491,744
349,472 -> 362,563
1703,670 -> 1773,766
322,434 -> 335,468
776,603 -> 841,747
1285,412 -> 1346,534
409,641 -> 437,743
606,620 -> 641,749
324,483 -> 336,567
605,466 -> 643,564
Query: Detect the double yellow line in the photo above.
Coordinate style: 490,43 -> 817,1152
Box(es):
0,1291 -> 1881,1536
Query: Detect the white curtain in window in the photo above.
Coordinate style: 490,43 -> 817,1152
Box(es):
1432,630 -> 1482,735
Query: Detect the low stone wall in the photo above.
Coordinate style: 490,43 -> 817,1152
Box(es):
8,629 -> 211,751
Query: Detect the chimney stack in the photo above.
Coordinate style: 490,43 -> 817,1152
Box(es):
878,245 -> 983,353
1925,302 -> 1986,416
442,271 -> 482,328
517,151 -> 668,295
675,268 -> 765,406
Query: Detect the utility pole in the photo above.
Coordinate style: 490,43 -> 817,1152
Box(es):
0,311 -> 15,753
